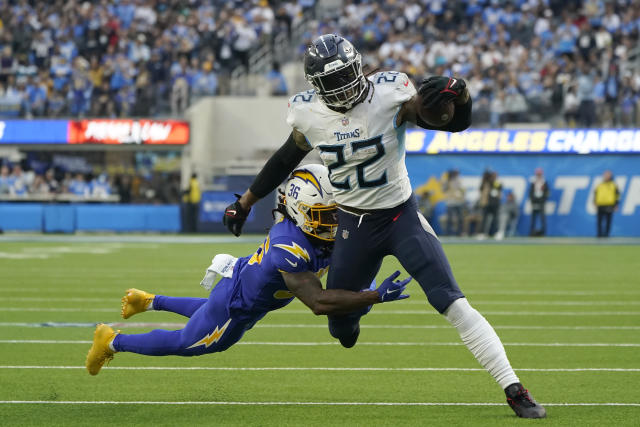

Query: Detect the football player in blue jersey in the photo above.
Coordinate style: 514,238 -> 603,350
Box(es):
86,164 -> 411,375
222,34 -> 546,418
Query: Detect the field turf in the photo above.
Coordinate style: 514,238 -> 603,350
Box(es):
0,237 -> 639,426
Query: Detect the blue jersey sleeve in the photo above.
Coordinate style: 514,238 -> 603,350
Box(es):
269,237 -> 313,273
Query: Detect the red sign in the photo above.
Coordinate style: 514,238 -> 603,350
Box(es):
67,120 -> 189,145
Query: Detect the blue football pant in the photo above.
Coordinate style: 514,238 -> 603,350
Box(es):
326,196 -> 464,341
113,279 -> 255,356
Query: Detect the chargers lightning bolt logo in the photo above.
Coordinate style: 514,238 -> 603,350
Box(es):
187,319 -> 232,349
291,170 -> 323,197
273,242 -> 311,262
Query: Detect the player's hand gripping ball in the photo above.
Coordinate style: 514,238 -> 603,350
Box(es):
418,100 -> 455,127
418,76 -> 468,127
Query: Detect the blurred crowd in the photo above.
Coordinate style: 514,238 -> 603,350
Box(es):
0,160 -> 182,204
0,0 -> 305,118
301,0 -> 640,127
0,0 -> 638,127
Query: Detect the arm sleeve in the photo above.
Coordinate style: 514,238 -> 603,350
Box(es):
248,132 -> 310,199
416,97 -> 473,133
270,239 -> 311,273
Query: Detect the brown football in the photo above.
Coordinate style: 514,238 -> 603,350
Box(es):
418,101 -> 455,127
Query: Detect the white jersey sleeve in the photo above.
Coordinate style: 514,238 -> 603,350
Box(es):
286,90 -> 317,137
369,71 -> 417,108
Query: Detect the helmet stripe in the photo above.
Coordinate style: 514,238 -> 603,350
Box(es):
291,170 -> 324,197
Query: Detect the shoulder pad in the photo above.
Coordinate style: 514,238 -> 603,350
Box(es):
286,89 -> 317,134
368,71 -> 416,106
288,89 -> 316,106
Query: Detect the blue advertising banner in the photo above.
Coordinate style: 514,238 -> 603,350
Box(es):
405,154 -> 640,237
406,128 -> 640,154
0,120 -> 68,144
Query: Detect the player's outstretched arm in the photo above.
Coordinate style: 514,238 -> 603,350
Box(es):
282,270 -> 411,316
223,129 -> 311,236
398,76 -> 472,133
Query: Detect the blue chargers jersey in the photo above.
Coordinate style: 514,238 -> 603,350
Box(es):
228,218 -> 331,319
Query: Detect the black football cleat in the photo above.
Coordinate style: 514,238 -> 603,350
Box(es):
338,325 -> 360,348
505,383 -> 547,418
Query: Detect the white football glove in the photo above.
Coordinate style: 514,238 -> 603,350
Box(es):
200,254 -> 238,291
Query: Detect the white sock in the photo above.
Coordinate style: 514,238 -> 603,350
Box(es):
444,298 -> 519,390
146,297 -> 154,311
108,337 -> 117,352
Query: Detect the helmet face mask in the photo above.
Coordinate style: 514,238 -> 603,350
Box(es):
283,165 -> 338,242
297,202 -> 338,241
304,35 -> 366,109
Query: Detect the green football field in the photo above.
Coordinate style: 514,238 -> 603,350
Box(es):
1,237 -> 639,426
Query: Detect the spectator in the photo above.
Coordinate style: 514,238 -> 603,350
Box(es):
68,173 -> 89,197
115,174 -> 132,203
30,174 -> 50,195
496,192 -> 519,240
0,165 -> 11,194
594,170 -> 619,238
529,167 -> 550,236
44,169 -> 60,194
576,62 -> 597,127
0,46 -> 18,84
90,173 -> 111,198
443,169 -> 465,236
266,62 -> 288,96
91,81 -> 114,117
563,85 -> 580,126
191,60 -> 218,97
478,171 -> 502,239
183,173 -> 201,233
10,165 -> 28,196
170,56 -> 190,116
25,76 -> 47,117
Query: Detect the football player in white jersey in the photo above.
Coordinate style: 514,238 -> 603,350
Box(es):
223,34 -> 545,418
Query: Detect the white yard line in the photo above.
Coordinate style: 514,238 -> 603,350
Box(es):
3,297 -> 639,306
1,307 -> 639,315
2,289 -> 640,296
269,310 -> 640,316
1,322 -> 639,331
1,366 -> 639,372
1,340 -> 639,347
0,400 -> 638,407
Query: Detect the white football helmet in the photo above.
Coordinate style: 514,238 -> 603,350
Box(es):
283,164 -> 338,242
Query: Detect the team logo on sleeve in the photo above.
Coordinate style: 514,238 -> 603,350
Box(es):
273,241 -> 311,262
187,319 -> 232,349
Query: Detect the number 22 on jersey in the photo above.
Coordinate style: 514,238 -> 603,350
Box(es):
317,135 -> 387,190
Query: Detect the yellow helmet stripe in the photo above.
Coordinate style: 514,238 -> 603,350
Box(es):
291,170 -> 324,197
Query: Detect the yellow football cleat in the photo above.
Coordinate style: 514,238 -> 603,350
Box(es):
121,288 -> 155,319
86,323 -> 118,376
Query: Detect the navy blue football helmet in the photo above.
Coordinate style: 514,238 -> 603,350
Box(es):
304,34 -> 366,109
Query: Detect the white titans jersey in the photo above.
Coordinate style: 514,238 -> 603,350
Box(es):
287,71 -> 416,210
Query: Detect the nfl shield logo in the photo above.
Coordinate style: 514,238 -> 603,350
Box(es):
342,229 -> 349,239
341,117 -> 349,126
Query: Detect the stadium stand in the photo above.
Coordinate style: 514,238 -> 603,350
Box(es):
296,0 -> 640,127
0,0 -> 304,118
0,0 -> 637,127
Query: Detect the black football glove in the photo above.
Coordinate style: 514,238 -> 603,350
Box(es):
418,76 -> 467,109
222,193 -> 251,237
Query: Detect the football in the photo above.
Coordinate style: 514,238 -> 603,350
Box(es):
418,101 -> 455,127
